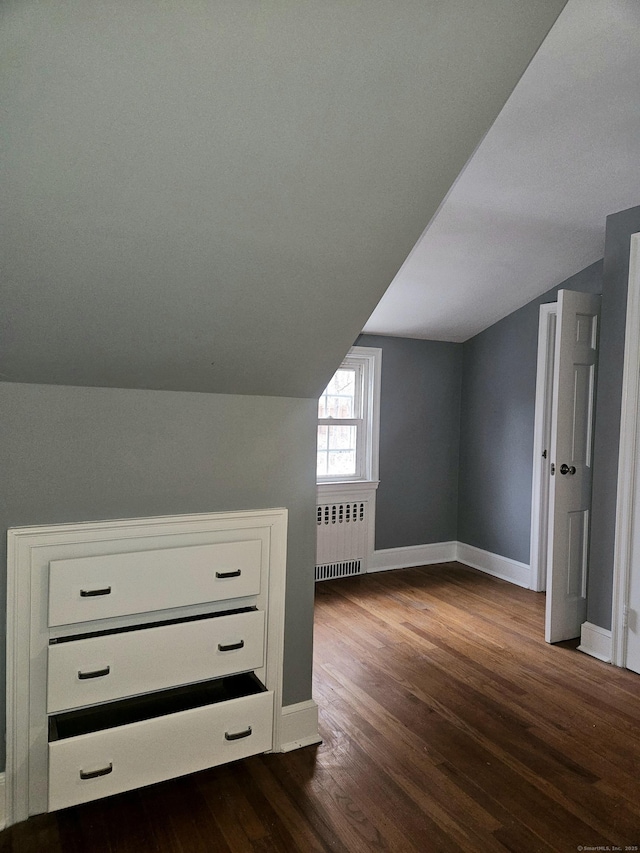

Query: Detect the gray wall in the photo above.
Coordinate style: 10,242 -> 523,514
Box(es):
357,335 -> 462,549
458,260 -> 603,564
0,382 -> 318,770
588,205 -> 640,628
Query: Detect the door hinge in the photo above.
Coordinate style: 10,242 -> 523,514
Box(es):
623,605 -> 629,629
550,463 -> 555,475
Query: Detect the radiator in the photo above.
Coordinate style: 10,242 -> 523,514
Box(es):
315,501 -> 369,581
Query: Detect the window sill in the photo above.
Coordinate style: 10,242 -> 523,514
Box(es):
317,480 -> 379,498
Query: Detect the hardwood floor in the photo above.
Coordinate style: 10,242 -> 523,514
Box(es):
3,562 -> 640,852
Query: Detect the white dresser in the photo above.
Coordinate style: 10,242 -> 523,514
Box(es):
6,509 -> 288,822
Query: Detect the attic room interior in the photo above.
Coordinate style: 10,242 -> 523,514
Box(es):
3,0 -> 640,850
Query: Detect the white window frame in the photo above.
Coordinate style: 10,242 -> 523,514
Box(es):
316,346 -> 381,485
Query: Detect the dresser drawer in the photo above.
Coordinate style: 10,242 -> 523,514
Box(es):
48,684 -> 273,811
47,609 -> 265,713
48,539 -> 263,627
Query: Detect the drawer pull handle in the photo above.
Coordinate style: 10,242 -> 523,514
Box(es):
80,586 -> 112,598
215,570 -> 241,579
218,640 -> 245,652
78,666 -> 111,680
80,763 -> 113,780
225,726 -> 252,741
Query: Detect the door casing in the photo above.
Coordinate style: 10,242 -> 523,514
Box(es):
612,231 -> 640,670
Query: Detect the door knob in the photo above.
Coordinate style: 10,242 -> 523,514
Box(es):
559,463 -> 576,475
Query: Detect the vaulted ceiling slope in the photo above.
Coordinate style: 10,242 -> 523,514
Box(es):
365,0 -> 640,342
1,1 -> 566,397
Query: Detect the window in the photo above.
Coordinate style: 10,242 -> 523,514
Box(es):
317,346 -> 381,483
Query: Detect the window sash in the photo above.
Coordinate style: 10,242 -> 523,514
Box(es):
316,347 -> 380,484
317,361 -> 365,482
317,421 -> 363,481
317,418 -> 362,426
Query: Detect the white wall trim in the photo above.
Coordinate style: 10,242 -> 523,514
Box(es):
358,345 -> 383,484
578,621 -> 612,663
368,542 -> 456,573
316,481 -> 379,500
529,302 -> 557,592
367,541 -> 530,589
0,773 -> 6,832
611,232 -> 640,668
455,542 -> 530,588
278,700 -> 322,753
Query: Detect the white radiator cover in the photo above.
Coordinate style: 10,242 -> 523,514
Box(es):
315,500 -> 370,581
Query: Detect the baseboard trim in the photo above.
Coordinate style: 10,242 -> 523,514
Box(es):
455,542 -> 530,588
278,700 -> 322,753
0,772 -> 6,831
367,541 -> 530,588
578,621 -> 612,663
368,542 -> 456,573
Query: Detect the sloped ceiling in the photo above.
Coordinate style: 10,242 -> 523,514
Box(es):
1,1 -> 566,397
365,0 -> 640,342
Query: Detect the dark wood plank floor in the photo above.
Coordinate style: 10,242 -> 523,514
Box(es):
3,562 -> 640,852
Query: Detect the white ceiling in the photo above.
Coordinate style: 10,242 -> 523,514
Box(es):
363,0 -> 640,343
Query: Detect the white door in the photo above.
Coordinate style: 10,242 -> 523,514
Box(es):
545,289 -> 601,643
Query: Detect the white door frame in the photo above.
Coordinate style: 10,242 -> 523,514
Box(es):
611,231 -> 640,667
530,302 -> 557,592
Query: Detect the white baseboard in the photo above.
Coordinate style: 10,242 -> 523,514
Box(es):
455,542 -> 530,588
367,541 -> 530,589
0,772 -> 5,831
368,541 -> 456,573
278,700 -> 322,753
578,621 -> 612,663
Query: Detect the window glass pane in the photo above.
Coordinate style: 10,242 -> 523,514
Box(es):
318,368 -> 356,418
317,425 -> 328,450
327,450 -> 356,478
327,424 -> 356,451
318,425 -> 358,478
326,369 -> 355,398
317,451 -> 328,477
